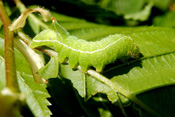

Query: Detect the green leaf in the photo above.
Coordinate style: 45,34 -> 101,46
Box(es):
0,56 -> 52,116
59,59 -> 129,106
7,7 -> 175,115
129,27 -> 175,57
17,73 -> 52,117
103,29 -> 175,116
0,57 -> 25,117
81,0 -> 154,21
0,56 -> 5,90
0,37 -> 32,75
86,75 -> 131,105
124,3 -> 153,21
0,35 -> 5,57
47,77 -> 99,116
2,1 -> 175,116
106,53 -> 175,94
38,56 -> 59,79
81,0 -> 145,15
136,85 -> 175,117
58,64 -> 131,116
146,0 -> 171,10
0,35 -> 51,116
98,108 -> 113,117
28,12 -> 175,115
153,11 -> 175,28
28,16 -> 40,34
50,14 -> 175,116
60,65 -> 86,98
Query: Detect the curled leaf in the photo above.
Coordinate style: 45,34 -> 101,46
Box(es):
9,7 -> 51,31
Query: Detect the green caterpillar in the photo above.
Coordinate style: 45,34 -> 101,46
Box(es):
30,17 -> 139,72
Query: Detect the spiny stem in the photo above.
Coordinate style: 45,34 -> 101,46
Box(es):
0,0 -> 19,92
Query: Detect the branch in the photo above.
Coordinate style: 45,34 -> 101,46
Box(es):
0,0 -> 19,92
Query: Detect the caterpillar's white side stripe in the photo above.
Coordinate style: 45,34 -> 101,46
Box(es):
32,36 -> 129,54
33,22 -> 132,54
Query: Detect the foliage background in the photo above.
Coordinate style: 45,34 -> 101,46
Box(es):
1,0 -> 175,116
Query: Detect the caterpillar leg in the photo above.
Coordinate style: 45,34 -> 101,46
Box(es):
91,44 -> 106,72
79,42 -> 91,72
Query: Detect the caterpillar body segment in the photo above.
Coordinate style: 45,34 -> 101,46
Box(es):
30,18 -> 140,72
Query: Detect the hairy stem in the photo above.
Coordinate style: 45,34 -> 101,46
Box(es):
0,0 -> 19,92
